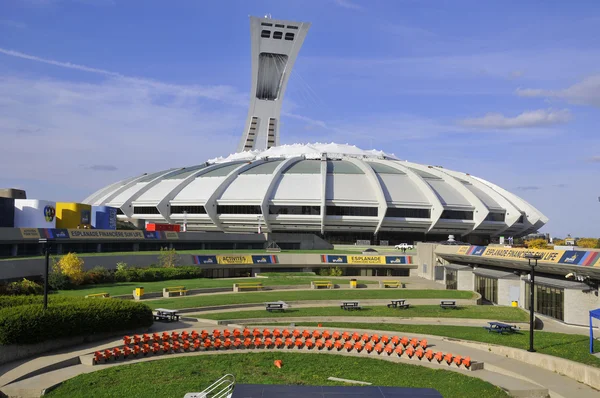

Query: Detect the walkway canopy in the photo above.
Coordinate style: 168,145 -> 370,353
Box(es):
590,309 -> 600,354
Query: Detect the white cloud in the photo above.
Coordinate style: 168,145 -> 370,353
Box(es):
458,109 -> 571,129
333,0 -> 362,10
516,75 -> 600,108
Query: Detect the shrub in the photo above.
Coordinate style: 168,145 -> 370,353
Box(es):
0,298 -> 153,345
0,295 -> 78,310
318,267 -> 343,277
158,247 -> 179,268
48,272 -> 72,291
54,253 -> 85,285
84,266 -> 114,285
115,262 -> 130,282
3,279 -> 43,296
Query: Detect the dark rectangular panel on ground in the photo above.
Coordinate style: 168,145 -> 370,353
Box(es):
232,384 -> 442,397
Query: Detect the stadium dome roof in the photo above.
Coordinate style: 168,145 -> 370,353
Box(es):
83,143 -> 548,239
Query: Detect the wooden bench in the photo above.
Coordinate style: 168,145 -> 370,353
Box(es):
379,280 -> 401,288
341,301 -> 362,310
85,293 -> 110,298
162,286 -> 188,298
440,300 -> 457,309
234,282 -> 263,292
312,281 -> 333,289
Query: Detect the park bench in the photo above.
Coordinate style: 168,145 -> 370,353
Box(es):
341,301 -> 362,310
85,292 -> 110,298
311,281 -> 333,289
162,286 -> 188,298
379,280 -> 401,288
265,301 -> 290,312
387,299 -> 409,309
440,300 -> 457,309
154,308 -> 180,322
234,282 -> 263,292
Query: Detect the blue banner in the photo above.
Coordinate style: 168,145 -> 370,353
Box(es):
558,251 -> 589,265
194,255 -> 218,265
385,256 -> 412,264
321,255 -> 348,264
252,255 -> 278,264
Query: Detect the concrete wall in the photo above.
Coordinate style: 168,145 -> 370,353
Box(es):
415,242 -> 436,280
564,288 -> 600,326
497,278 -> 520,307
457,269 -> 474,291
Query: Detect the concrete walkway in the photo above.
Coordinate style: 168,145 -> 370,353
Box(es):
2,320 -> 599,398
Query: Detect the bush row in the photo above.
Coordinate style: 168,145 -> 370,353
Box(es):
0,295 -> 78,310
0,298 -> 153,345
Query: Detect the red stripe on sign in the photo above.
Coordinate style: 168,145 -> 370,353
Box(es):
270,255 -> 278,264
321,255 -> 326,263
583,252 -> 599,267
407,256 -> 412,264
192,256 -> 198,265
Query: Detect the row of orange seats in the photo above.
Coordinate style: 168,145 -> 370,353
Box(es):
123,329 -> 428,349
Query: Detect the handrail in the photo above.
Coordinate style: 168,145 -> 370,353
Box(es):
184,373 -> 235,398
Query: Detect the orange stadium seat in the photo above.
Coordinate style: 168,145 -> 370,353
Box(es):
344,341 -> 353,351
275,338 -> 284,348
232,329 -> 240,338
372,334 -> 380,343
424,349 -> 434,361
112,347 -> 122,358
223,329 -> 231,338
282,329 -> 291,338
123,335 -> 131,345
405,346 -> 415,358
305,339 -> 314,349
415,348 -> 424,359
302,329 -> 311,339
453,355 -> 462,366
213,330 -> 221,339
312,330 -> 321,339
193,339 -> 201,350
462,357 -> 472,368
341,331 -> 349,340
395,346 -> 403,356
243,328 -> 251,338
410,338 -> 418,347
434,352 -> 443,362
381,335 -> 389,344
444,353 -> 453,365
173,341 -> 181,351
263,329 -> 272,338
400,337 -> 409,347
384,344 -> 394,355
323,330 -> 331,339
420,339 -> 428,349
172,331 -> 180,341
94,351 -> 103,364
214,338 -> 222,349
315,339 -> 324,349
273,328 -> 281,337
162,342 -> 171,353
123,346 -> 132,358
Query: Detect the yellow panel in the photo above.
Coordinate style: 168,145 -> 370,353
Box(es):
481,247 -> 564,263
347,255 -> 385,265
56,202 -> 92,229
217,255 -> 253,264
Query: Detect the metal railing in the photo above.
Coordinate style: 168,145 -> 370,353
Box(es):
184,373 -> 235,398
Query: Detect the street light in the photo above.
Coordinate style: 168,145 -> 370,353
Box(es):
524,253 -> 542,352
39,238 -> 51,310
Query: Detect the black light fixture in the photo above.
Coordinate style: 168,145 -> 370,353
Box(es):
524,253 -> 542,352
39,238 -> 52,310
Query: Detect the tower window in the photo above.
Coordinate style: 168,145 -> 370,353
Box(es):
256,53 -> 288,100
261,22 -> 273,27
273,31 -> 283,39
261,30 -> 271,38
275,24 -> 285,28
287,25 -> 298,29
285,32 -> 295,41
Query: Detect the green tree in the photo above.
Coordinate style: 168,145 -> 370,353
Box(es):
158,247 -> 180,268
525,238 -> 550,250
54,253 -> 85,285
576,238 -> 600,248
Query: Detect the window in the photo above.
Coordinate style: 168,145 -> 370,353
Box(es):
525,283 -> 564,321
256,53 -> 288,100
385,208 -> 430,218
440,210 -> 474,220
517,215 -> 525,223
261,22 -> 273,27
170,205 -> 206,214
287,25 -> 298,29
285,32 -> 295,41
261,30 -> 271,38
326,206 -> 378,217
116,208 -> 124,215
485,212 -> 506,222
269,205 -> 320,215
273,31 -> 283,39
133,207 -> 160,215
217,205 -> 262,215
446,269 -> 458,290
475,275 -> 498,304
275,24 -> 285,28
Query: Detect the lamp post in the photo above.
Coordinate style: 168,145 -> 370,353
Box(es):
39,238 -> 51,310
525,253 -> 542,352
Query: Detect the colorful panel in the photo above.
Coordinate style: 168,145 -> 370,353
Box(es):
347,255 -> 385,265
68,230 -> 145,239
252,255 -> 279,264
194,255 -> 218,265
385,255 -> 412,265
467,246 -> 486,256
216,255 -> 253,265
321,255 -> 348,264
481,247 -> 564,263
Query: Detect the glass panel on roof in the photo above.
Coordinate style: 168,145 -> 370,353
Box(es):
326,160 -> 363,174
408,167 -> 440,179
283,160 -> 321,174
199,162 -> 243,177
137,169 -> 173,183
367,162 -> 405,174
241,160 -> 283,175
164,164 -> 208,180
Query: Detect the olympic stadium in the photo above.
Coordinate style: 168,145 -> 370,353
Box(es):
83,16 -> 547,245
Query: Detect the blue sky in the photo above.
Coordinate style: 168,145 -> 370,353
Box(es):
0,0 -> 599,237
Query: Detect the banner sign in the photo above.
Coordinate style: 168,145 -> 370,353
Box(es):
217,255 -> 253,265
69,229 -> 145,239
321,255 -> 348,264
20,228 -> 41,239
252,255 -> 278,264
43,229 -> 70,239
385,255 -> 412,265
194,255 -> 218,265
347,255 -> 385,265
144,231 -> 160,239
164,231 -> 179,240
455,245 -> 600,267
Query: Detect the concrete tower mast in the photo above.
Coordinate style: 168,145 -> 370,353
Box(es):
237,15 -> 311,152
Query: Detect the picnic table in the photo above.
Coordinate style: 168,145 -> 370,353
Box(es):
154,308 -> 180,322
387,299 -> 409,309
265,301 -> 289,312
340,301 -> 362,310
440,300 -> 457,309
484,321 -> 519,334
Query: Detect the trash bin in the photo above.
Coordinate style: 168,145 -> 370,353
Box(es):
135,287 -> 144,297
350,279 -> 357,289
511,301 -> 518,307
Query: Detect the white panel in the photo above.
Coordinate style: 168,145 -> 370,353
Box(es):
108,183 -> 149,206
14,200 -> 57,228
220,175 -> 272,201
464,183 -> 501,210
426,179 -> 470,207
272,174 -> 321,202
326,175 -> 377,203
134,180 -> 183,203
171,177 -> 227,203
378,174 -> 429,205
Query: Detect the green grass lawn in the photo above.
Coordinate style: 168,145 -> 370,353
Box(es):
147,289 -> 475,310
55,276 -> 378,297
279,322 -> 600,368
45,352 -> 507,398
198,305 -> 528,322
